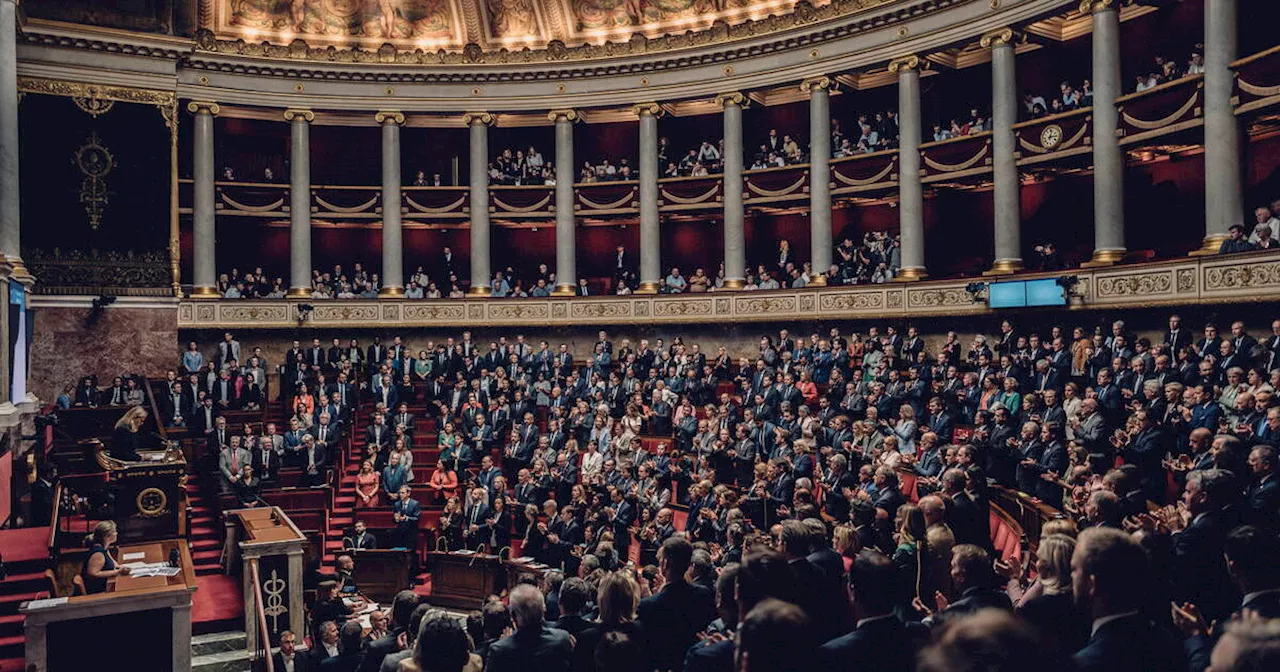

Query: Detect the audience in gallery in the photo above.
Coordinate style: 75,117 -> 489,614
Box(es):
1022,46 -> 1204,120
204,305 -> 1280,671
929,107 -> 990,143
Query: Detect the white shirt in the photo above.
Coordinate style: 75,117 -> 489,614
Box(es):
1090,610 -> 1140,636
323,641 -> 339,657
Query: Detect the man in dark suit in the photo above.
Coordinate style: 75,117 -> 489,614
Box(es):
819,550 -> 928,672
390,486 -> 421,550
682,564 -> 740,672
549,578 -> 594,639
250,437 -> 282,485
1071,527 -> 1188,672
1246,445 -> 1279,530
318,621 -> 364,671
355,590 -> 418,672
463,486 -> 492,549
272,630 -> 312,672
637,536 -> 717,672
1182,525 -> 1280,672
933,545 -> 1013,622
346,520 -> 378,551
1172,469 -> 1240,621
485,584 -> 573,672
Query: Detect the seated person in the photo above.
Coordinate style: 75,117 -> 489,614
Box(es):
81,521 -> 131,594
310,581 -> 360,638
233,464 -> 262,506
335,554 -> 358,594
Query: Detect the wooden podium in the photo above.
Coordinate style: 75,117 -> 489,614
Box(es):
226,507 -> 308,654
426,551 -> 506,609
103,443 -> 187,543
22,539 -> 197,671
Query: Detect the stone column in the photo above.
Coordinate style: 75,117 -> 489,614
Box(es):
1083,0 -> 1126,265
0,0 -> 24,281
716,92 -> 747,289
891,56 -> 927,281
549,110 -> 579,295
984,28 -> 1024,275
376,111 -> 405,297
284,109 -> 314,298
1198,0 -> 1242,253
464,112 -> 495,295
188,101 -> 220,297
634,103 -> 662,293
803,77 -> 834,285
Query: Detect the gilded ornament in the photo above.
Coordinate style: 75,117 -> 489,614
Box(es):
888,55 -> 922,72
375,110 -> 406,125
979,28 -> 1015,49
74,134 -> 114,231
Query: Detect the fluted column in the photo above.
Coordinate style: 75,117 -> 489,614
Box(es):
464,112 -> 495,296
985,29 -> 1024,275
803,77 -> 834,285
634,103 -> 662,294
285,109 -> 314,298
716,92 -> 747,289
1198,0 -> 1242,253
376,111 -> 405,297
549,110 -> 580,295
891,56 -> 927,281
1083,0 -> 1126,266
0,0 -> 24,282
188,101 -> 220,297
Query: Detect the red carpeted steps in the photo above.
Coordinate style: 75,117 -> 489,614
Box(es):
0,527 -> 54,668
185,471 -> 226,576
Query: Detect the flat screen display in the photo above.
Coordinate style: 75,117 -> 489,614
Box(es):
1025,278 -> 1066,306
987,281 -> 1026,308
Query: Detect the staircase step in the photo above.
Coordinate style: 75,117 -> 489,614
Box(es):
0,615 -> 22,639
193,563 -> 223,576
191,630 -> 247,657
0,572 -> 47,594
191,525 -> 220,537
192,550 -> 222,562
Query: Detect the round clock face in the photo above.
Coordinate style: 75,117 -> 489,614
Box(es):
1040,124 -> 1064,150
137,487 -> 168,517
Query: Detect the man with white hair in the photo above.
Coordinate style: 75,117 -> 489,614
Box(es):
485,583 -> 573,672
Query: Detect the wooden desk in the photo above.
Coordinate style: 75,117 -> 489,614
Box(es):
426,551 -> 506,609
21,540 -> 197,672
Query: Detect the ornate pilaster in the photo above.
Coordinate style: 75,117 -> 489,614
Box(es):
464,112 -> 495,296
187,100 -> 220,297
802,76 -> 835,285
376,110 -> 406,297
549,109 -> 580,296
716,92 -> 748,290
284,108 -> 314,298
889,56 -> 927,281
1195,0 -> 1242,255
0,0 -> 26,283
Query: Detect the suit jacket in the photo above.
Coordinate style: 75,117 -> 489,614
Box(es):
1247,475 -> 1279,530
485,626 -> 573,672
1173,510 -> 1238,619
356,629 -> 403,672
637,581 -> 717,672
1072,614 -> 1187,672
393,498 -> 422,527
219,447 -> 251,482
273,651 -> 314,672
349,531 -> 378,550
818,615 -> 929,672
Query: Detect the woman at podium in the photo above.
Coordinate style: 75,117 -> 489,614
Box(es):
81,520 -> 131,594
111,406 -> 155,461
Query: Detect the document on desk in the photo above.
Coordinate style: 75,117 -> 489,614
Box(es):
122,552 -> 147,561
122,562 -> 182,577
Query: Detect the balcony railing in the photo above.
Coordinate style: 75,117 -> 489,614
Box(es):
177,249 -> 1280,329
175,58 -> 1280,226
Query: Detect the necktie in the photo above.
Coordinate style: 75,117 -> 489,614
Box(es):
231,450 -> 239,471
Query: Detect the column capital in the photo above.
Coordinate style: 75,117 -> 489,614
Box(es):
979,27 -> 1016,49
283,108 -> 315,122
547,109 -> 583,123
186,101 -> 221,116
888,55 -> 923,73
630,102 -> 664,118
714,91 -> 748,109
375,110 -> 406,125
1078,0 -> 1116,14
799,76 -> 836,93
462,111 -> 495,127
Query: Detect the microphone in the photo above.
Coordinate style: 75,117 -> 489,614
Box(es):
168,548 -> 180,568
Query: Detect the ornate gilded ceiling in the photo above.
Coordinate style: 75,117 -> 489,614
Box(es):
202,0 -> 888,60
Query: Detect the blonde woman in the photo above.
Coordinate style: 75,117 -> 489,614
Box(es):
111,406 -> 151,461
82,521 -> 130,594
1003,534 -> 1086,656
574,571 -> 644,672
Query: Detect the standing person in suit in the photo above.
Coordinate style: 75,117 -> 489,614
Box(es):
318,621 -> 364,671
391,485 -> 421,550
1070,527 -> 1188,672
347,520 -> 378,550
818,550 -> 929,672
217,332 -> 241,369
218,436 -> 252,492
301,434 -> 327,487
251,433 -> 282,485
636,536 -> 717,672
1179,525 -> 1280,672
484,584 -> 573,672
272,630 -> 312,672
357,590 -> 419,672
1246,445 -> 1279,530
